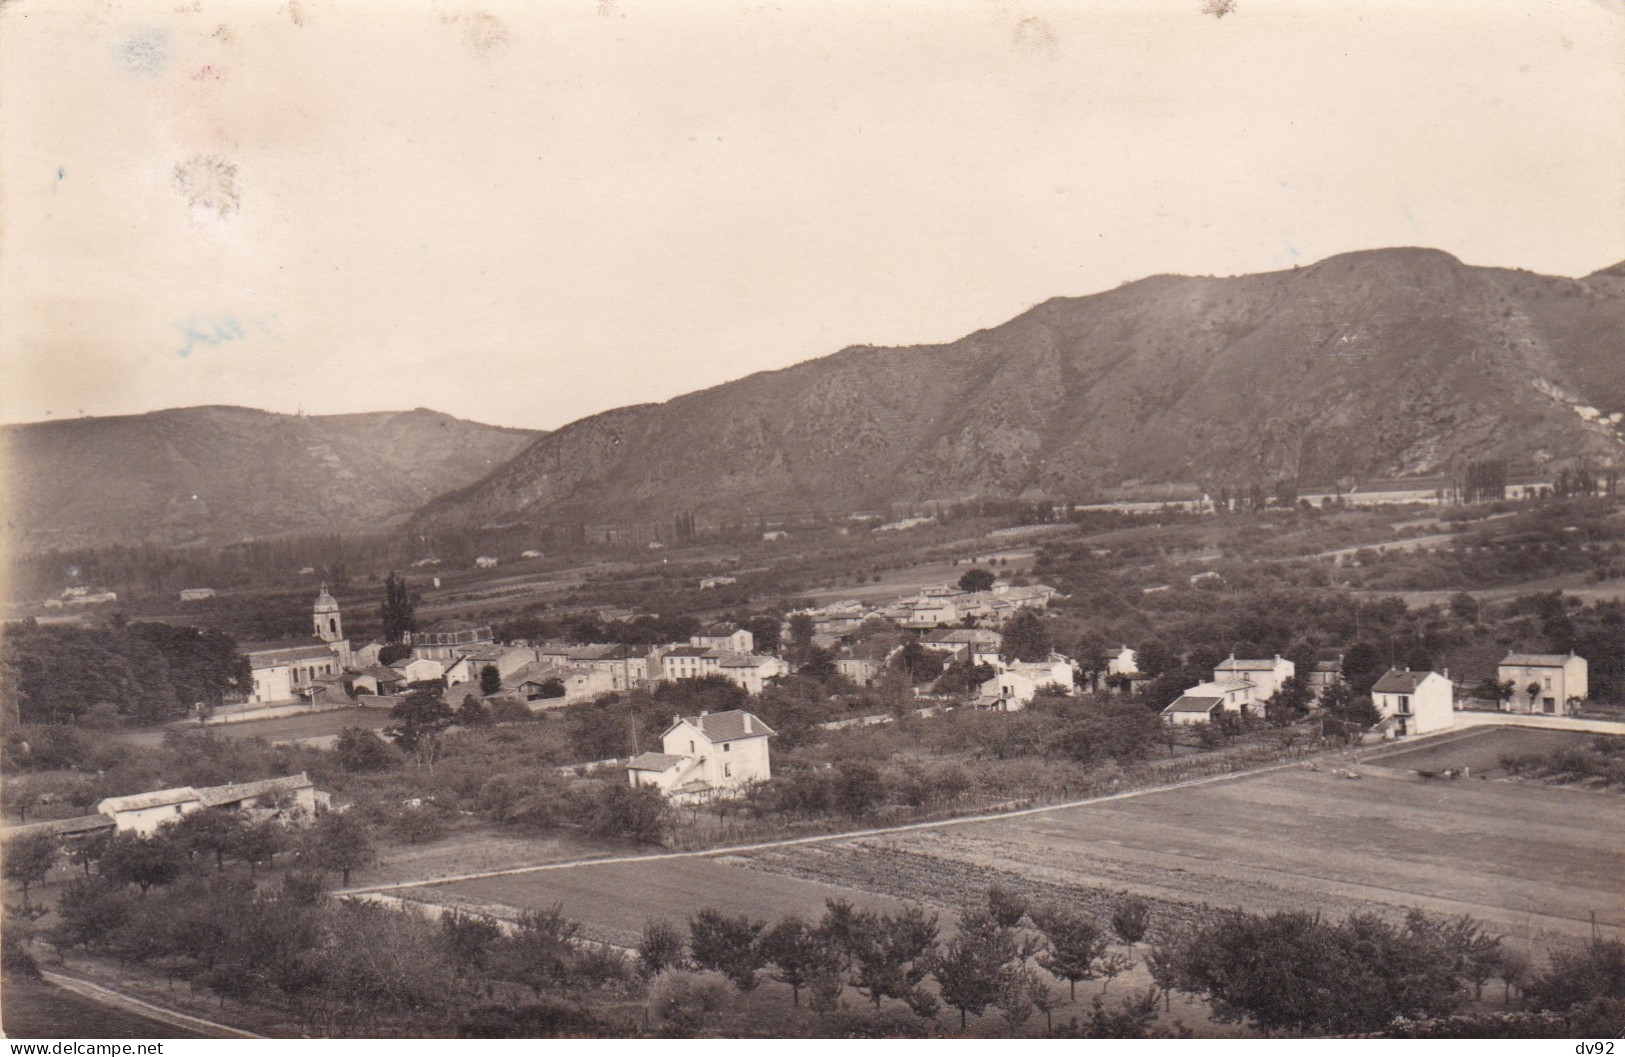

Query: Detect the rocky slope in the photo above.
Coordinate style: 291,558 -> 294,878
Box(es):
414,248 -> 1625,529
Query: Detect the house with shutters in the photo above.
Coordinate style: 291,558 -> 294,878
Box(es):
1370,668 -> 1454,736
1496,653 -> 1587,715
1160,679 -> 1258,725
625,710 -> 775,799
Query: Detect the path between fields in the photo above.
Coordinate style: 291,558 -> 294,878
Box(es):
340,748 -> 1367,897
39,971 -> 265,1039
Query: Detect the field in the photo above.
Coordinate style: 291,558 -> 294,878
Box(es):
1364,726 -> 1616,777
0,977 -> 207,1039
405,855 -> 914,946
195,707 -> 391,745
415,748 -> 1625,952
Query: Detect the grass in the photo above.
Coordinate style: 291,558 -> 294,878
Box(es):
1364,727 -> 1612,777
0,975 -> 207,1039
192,706 -> 391,743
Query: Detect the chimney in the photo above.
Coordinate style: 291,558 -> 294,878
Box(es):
700,710 -> 708,718
743,714 -> 753,733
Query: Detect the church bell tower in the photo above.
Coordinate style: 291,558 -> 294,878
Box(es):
313,584 -> 343,643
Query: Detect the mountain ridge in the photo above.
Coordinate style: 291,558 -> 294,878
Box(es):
3,406 -> 539,551
413,247 -> 1625,530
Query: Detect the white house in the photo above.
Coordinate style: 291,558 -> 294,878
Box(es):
716,653 -> 790,695
1212,655 -> 1295,700
390,656 -> 447,684
1370,668 -> 1453,736
1159,679 -> 1257,724
475,556 -> 499,569
1496,653 -> 1588,715
179,587 -> 217,602
691,625 -> 754,653
1106,646 -> 1139,678
980,657 -> 1075,710
626,710 -> 775,799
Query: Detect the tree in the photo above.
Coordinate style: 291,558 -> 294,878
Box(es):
1523,937 -> 1625,1015
833,761 -> 887,819
582,781 -> 670,844
379,571 -> 416,645
1000,612 -> 1053,663
479,664 -> 502,696
958,567 -> 996,593
1263,676 -> 1314,726
1110,897 -> 1151,949
637,918 -> 686,978
4,832 -> 58,907
302,810 -> 375,886
335,726 -> 400,772
891,641 -> 946,685
995,966 -> 1043,1030
99,831 -> 184,896
236,818 -> 287,873
1135,639 -> 1177,679
503,904 -> 582,995
762,916 -> 840,1007
933,908 -> 1014,1028
1449,592 -> 1481,625
850,906 -> 939,1011
169,808 -> 248,871
386,688 -> 455,771
687,909 -> 766,995
1031,904 -> 1108,1001
986,883 -> 1029,930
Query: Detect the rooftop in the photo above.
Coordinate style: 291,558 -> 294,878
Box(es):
627,752 -> 688,772
668,709 -> 775,742
1500,653 -> 1579,668
1372,669 -> 1439,694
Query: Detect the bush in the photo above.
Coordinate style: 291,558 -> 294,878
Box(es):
334,727 -> 399,773
647,970 -> 732,1031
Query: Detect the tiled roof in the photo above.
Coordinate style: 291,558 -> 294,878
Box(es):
664,646 -> 719,658
1162,696 -> 1223,713
100,787 -> 202,813
627,752 -> 688,772
668,709 -> 775,742
197,773 -> 313,808
1372,669 -> 1437,694
1215,657 -> 1281,671
1500,653 -> 1576,668
4,815 -> 116,840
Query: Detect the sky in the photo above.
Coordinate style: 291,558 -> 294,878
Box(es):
2,0 -> 1622,431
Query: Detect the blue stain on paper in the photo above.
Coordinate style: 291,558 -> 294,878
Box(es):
114,28 -> 172,75
175,314 -> 283,358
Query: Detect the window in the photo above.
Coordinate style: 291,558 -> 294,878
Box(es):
689,740 -> 695,754
1544,676 -> 1552,689
723,743 -> 731,752
724,763 -> 732,778
175,805 -> 184,814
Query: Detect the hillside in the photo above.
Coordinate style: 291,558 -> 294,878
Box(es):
2,407 -> 538,550
413,248 -> 1625,529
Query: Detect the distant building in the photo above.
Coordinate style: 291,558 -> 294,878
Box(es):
1497,653 -> 1587,715
475,556 -> 499,569
762,530 -> 790,542
980,656 -> 1076,710
1371,668 -> 1453,736
691,624 -> 754,654
627,710 -> 775,799
699,576 -> 737,589
179,587 -> 217,602
97,774 -> 326,835
520,549 -> 544,559
247,587 -> 352,703
410,623 -> 495,660
1308,656 -> 1345,699
1212,655 -> 1295,700
1159,679 -> 1257,724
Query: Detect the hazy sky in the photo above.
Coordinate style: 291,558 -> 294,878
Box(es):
2,0 -> 1622,431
